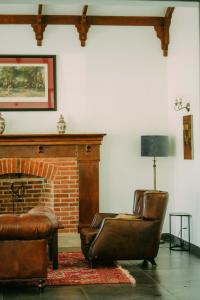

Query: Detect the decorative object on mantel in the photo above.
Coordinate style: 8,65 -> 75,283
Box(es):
141,135 -> 169,190
183,115 -> 193,160
0,113 -> 5,134
174,97 -> 190,112
57,114 -> 66,134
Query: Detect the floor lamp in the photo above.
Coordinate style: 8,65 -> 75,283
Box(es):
141,135 -> 169,190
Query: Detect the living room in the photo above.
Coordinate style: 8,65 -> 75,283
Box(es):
0,0 -> 199,299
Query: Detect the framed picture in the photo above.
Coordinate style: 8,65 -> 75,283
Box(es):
0,55 -> 56,111
183,115 -> 193,160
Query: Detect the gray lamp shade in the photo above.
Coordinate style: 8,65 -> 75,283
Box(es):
141,135 -> 169,157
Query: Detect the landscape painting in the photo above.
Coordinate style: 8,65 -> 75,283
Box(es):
0,65 -> 46,99
0,55 -> 56,111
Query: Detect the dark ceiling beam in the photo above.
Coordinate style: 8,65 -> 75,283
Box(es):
0,6 -> 174,56
0,15 -> 36,24
86,16 -> 164,26
0,15 -> 164,26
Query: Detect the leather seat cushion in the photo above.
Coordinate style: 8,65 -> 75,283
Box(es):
115,213 -> 141,220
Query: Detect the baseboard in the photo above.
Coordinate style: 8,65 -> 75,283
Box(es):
161,233 -> 200,258
58,233 -> 81,248
161,233 -> 170,241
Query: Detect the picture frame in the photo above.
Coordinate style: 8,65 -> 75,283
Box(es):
183,115 -> 193,160
0,55 -> 56,111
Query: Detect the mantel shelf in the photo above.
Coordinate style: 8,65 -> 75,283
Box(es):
0,133 -> 106,146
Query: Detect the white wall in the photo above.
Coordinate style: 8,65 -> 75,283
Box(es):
0,5 -> 169,219
167,7 -> 200,246
1,4 -> 200,245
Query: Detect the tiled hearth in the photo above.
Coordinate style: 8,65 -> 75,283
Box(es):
0,134 -> 105,233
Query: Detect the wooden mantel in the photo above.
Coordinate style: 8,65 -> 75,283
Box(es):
0,133 -> 105,146
0,133 -> 105,158
0,133 -> 106,229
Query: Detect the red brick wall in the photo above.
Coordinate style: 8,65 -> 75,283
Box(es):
0,175 -> 46,214
0,157 -> 79,232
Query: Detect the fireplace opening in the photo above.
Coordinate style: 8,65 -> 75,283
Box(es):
0,156 -> 79,233
0,173 -> 47,214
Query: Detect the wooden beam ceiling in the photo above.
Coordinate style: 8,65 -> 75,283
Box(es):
0,5 -> 174,56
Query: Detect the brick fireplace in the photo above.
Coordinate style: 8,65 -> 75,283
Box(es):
0,134 -> 105,233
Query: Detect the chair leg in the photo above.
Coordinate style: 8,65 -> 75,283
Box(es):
142,259 -> 148,267
149,258 -> 157,268
38,279 -> 45,292
89,258 -> 96,268
48,239 -> 53,261
52,230 -> 58,270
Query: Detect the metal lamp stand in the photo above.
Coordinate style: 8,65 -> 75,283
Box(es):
153,156 -> 157,190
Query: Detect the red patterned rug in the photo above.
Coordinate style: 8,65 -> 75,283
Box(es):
47,252 -> 135,286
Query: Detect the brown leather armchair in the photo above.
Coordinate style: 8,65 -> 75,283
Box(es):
80,190 -> 168,267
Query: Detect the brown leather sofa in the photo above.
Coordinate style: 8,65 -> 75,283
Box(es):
80,190 -> 168,267
0,213 -> 52,290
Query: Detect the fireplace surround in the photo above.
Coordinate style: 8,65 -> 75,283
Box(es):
0,134 -> 105,233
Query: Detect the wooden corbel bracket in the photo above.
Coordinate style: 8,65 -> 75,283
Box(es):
31,4 -> 47,46
76,5 -> 90,47
154,7 -> 174,56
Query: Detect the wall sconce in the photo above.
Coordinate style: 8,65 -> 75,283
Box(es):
174,97 -> 190,112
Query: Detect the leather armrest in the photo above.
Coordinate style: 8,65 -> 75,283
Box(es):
80,227 -> 99,245
0,214 -> 52,240
91,213 -> 117,228
28,205 -> 59,229
99,217 -> 159,235
90,218 -> 160,256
